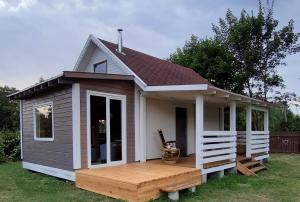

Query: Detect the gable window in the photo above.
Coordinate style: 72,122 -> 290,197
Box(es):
94,61 -> 107,73
34,102 -> 54,141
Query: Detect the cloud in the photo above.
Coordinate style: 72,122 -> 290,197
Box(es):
0,0 -> 37,12
0,0 -> 299,114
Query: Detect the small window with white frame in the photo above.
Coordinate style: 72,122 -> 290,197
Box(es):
94,60 -> 107,73
33,102 -> 54,141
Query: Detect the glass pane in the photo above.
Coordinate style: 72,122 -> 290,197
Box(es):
94,62 -> 107,73
110,99 -> 122,162
90,96 -> 107,165
35,105 -> 52,138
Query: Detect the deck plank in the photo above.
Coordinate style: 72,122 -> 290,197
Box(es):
76,162 -> 201,202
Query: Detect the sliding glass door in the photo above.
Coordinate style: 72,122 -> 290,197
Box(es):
88,91 -> 126,168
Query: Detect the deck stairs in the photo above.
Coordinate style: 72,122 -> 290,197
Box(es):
237,156 -> 266,176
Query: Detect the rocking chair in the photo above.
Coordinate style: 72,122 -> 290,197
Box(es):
157,129 -> 180,164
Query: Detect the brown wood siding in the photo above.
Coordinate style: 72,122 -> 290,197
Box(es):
270,135 -> 300,153
79,79 -> 135,168
22,86 -> 74,171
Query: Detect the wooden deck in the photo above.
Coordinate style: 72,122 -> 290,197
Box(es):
76,161 -> 201,202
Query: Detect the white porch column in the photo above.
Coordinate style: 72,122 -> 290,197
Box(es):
246,105 -> 252,157
264,110 -> 269,132
229,101 -> 237,168
195,95 -> 204,169
220,107 -> 224,131
229,102 -> 236,131
139,93 -> 147,163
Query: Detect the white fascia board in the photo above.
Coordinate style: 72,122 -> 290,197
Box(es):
8,74 -> 63,97
251,105 -> 268,112
208,85 -> 268,106
73,34 -> 93,71
23,161 -> 75,181
144,84 -> 208,92
91,35 -> 147,88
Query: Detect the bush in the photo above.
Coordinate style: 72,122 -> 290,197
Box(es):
0,130 -> 20,162
0,138 -> 5,163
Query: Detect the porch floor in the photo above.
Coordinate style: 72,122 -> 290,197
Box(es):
148,154 -> 232,169
75,161 -> 201,202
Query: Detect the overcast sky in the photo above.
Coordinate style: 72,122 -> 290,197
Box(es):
0,0 -> 299,112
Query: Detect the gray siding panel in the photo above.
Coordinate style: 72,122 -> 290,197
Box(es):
22,86 -> 73,171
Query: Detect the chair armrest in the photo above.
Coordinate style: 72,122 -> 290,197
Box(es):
165,141 -> 176,144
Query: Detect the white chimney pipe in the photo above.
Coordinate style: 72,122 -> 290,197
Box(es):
117,29 -> 123,53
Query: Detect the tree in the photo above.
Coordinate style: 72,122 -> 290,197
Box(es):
0,86 -> 19,131
169,36 -> 242,92
212,0 -> 300,100
271,91 -> 300,131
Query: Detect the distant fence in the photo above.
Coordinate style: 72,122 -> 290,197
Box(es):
270,133 -> 300,153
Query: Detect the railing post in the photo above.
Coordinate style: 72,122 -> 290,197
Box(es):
195,95 -> 204,170
246,105 -> 252,157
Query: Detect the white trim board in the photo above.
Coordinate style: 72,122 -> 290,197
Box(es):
73,35 -> 146,89
33,101 -> 54,142
144,84 -> 208,92
86,90 -> 127,168
22,161 -> 75,181
19,100 -> 23,159
134,85 -> 140,161
72,83 -> 81,169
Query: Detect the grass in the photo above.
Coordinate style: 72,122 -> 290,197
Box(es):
0,154 -> 300,202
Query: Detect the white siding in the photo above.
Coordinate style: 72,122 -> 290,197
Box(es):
77,42 -> 129,75
146,99 -> 176,159
85,47 -> 128,74
204,103 -> 221,131
145,99 -> 221,159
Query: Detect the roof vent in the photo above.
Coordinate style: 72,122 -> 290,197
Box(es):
117,28 -> 123,53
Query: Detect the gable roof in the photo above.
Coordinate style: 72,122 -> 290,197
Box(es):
99,39 -> 210,86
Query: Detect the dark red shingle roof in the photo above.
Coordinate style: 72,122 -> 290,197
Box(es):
99,39 -> 210,86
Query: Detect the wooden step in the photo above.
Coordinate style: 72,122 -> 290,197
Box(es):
244,161 -> 260,168
238,157 -> 252,163
237,156 -> 267,176
251,165 -> 266,173
237,161 -> 257,176
161,182 -> 197,193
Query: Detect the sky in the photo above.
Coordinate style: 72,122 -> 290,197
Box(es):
0,0 -> 299,112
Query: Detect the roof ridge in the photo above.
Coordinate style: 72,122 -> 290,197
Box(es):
98,38 -> 198,72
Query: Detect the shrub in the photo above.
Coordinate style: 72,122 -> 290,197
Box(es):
0,130 -> 20,161
0,138 -> 5,163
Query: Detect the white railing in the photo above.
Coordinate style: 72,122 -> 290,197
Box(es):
201,131 -> 237,174
237,131 -> 246,145
238,131 -> 270,160
250,131 -> 269,160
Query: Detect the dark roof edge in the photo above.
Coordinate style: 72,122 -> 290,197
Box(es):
8,71 -> 135,100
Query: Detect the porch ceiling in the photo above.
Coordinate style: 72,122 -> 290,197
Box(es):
143,85 -> 270,108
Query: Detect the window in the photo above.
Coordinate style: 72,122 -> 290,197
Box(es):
34,102 -> 54,141
94,61 -> 107,73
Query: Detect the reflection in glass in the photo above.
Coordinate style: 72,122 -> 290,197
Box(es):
110,99 -> 122,162
35,105 -> 53,138
90,96 -> 107,165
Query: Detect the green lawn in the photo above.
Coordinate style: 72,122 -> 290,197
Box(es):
0,154 -> 300,202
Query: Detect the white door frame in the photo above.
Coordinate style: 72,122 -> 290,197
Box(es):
86,90 -> 127,168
